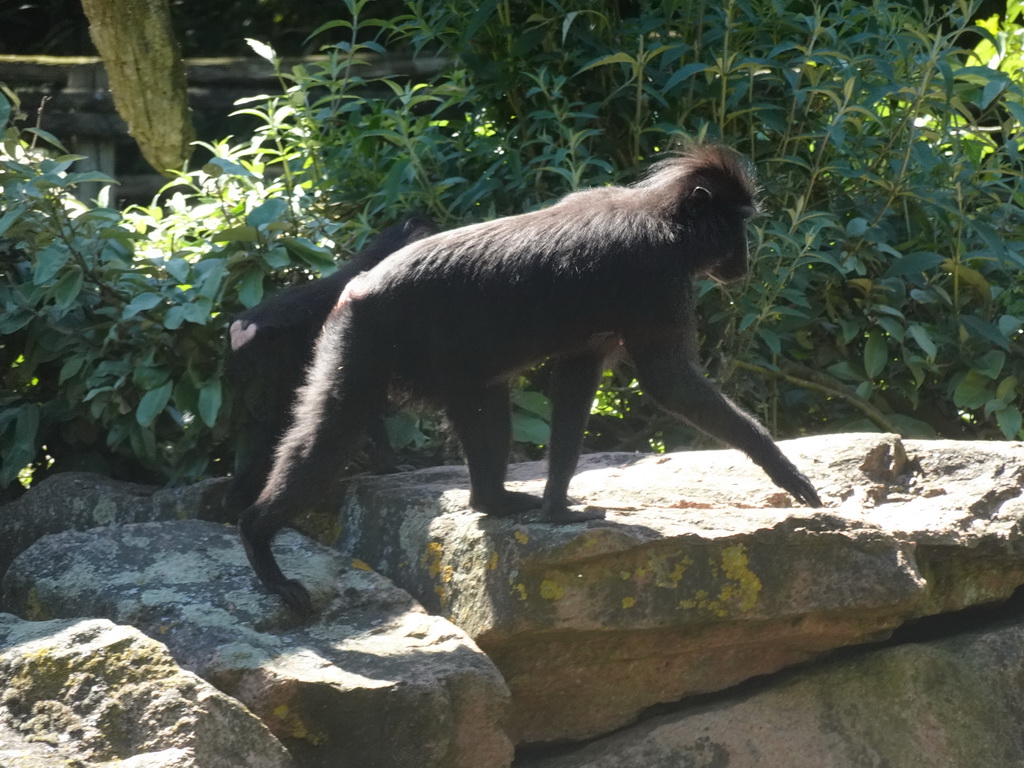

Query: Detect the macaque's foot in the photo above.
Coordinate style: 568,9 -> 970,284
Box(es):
273,578 -> 314,616
770,466 -> 822,508
471,490 -> 544,517
540,502 -> 607,524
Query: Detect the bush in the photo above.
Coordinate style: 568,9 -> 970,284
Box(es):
2,0 -> 1023,493
0,107 -> 373,489
251,0 -> 1024,444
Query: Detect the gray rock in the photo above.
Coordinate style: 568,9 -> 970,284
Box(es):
0,614 -> 291,768
0,472 -> 231,585
3,520 -> 513,768
338,433 -> 1024,742
517,618 -> 1024,768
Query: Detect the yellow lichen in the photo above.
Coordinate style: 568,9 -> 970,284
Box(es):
487,553 -> 499,570
434,584 -> 449,609
539,580 -> 564,600
622,596 -> 636,609
272,704 -> 326,745
513,583 -> 528,600
423,541 -> 444,578
514,529 -> 529,544
667,558 -> 692,585
676,546 -> 761,617
720,544 -> 762,612
350,559 -> 372,571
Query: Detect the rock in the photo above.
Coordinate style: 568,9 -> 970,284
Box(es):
338,433 -> 1024,742
517,617 -> 1024,768
0,472 -> 231,585
0,614 -> 291,768
2,520 -> 513,768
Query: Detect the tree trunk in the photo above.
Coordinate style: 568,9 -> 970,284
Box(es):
80,0 -> 195,174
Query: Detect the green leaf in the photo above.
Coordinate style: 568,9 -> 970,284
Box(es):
136,381 -> 173,427
562,10 -> 580,43
307,20 -> 352,39
995,406 -> 1023,438
197,259 -> 228,300
464,0 -> 501,43
198,379 -> 222,427
264,246 -> 292,269
886,414 -> 937,439
133,365 -> 170,390
0,204 -> 25,238
246,198 -> 288,228
980,77 -> 1007,110
181,296 -> 213,325
0,310 -> 32,334
663,63 -> 710,91
204,157 -> 255,178
163,305 -> 186,330
59,356 -> 86,384
864,332 -> 887,379
513,390 -> 552,419
212,226 -> 259,243
961,316 -> 1010,351
34,246 -> 70,284
0,405 -> 39,486
975,350 -> 1005,379
513,413 -> 551,445
122,293 -> 163,319
883,251 -> 943,279
281,237 -> 335,270
14,404 -> 39,448
66,170 -> 117,186
759,327 -> 781,356
238,270 -> 265,307
846,218 -> 868,237
907,324 -> 937,358
998,315 -> 1022,337
165,258 -> 191,282
53,268 -> 84,309
382,157 -> 412,206
23,127 -> 68,152
996,376 -> 1018,402
953,370 -> 990,410
384,410 -> 428,450
578,52 -> 637,74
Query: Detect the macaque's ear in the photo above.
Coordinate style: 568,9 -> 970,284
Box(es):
689,185 -> 713,205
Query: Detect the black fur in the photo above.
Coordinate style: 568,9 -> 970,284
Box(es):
239,146 -> 821,613
226,215 -> 438,513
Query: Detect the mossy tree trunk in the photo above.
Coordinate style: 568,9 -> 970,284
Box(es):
80,0 -> 195,174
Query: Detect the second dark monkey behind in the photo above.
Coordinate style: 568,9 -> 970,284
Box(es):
240,145 -> 822,612
226,215 -> 438,513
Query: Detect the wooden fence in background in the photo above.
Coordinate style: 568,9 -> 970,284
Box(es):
0,53 -> 449,205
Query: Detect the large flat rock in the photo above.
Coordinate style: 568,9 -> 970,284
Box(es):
3,520 -> 513,768
518,617 -> 1024,768
338,433 -> 1024,742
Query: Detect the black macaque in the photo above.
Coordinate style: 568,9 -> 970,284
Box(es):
240,145 -> 822,613
226,215 -> 438,513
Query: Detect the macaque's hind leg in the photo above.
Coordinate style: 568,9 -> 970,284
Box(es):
240,507 -> 315,614
239,310 -> 392,613
446,382 -> 542,516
